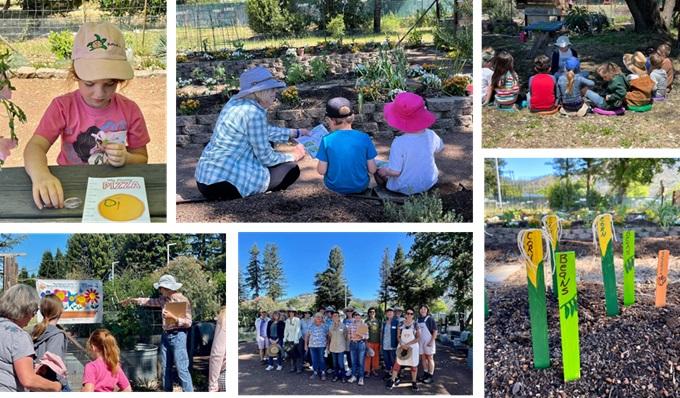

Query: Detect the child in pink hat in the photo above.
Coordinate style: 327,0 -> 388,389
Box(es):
376,92 -> 444,195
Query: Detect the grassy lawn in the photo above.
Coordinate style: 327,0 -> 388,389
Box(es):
482,28 -> 680,148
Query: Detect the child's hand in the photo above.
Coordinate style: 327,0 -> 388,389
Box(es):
292,143 -> 306,161
31,172 -> 64,209
104,143 -> 128,167
377,167 -> 389,178
299,128 -> 311,136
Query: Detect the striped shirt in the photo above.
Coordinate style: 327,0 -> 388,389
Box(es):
194,98 -> 295,196
348,320 -> 368,341
135,292 -> 192,331
494,71 -> 520,106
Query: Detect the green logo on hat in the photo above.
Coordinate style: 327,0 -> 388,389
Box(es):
87,34 -> 108,51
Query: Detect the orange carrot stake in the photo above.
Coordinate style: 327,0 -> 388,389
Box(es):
655,250 -> 669,307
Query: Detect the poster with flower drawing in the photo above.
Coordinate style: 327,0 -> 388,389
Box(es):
35,279 -> 103,324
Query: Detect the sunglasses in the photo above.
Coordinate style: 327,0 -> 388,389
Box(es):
406,312 -> 414,315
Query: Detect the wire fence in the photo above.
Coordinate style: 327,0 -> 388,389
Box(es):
0,0 -> 166,42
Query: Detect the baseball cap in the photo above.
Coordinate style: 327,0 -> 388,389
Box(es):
72,22 -> 134,81
326,97 -> 353,118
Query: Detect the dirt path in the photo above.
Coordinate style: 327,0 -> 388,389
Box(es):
2,77 -> 167,167
238,341 -> 472,395
176,132 -> 472,222
481,30 -> 680,148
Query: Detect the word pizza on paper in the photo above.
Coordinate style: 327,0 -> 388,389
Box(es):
82,176 -> 150,223
35,279 -> 103,324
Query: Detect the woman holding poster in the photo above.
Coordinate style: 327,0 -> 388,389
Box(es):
123,274 -> 194,392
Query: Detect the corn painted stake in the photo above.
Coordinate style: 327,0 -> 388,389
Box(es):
555,251 -> 581,382
542,214 -> 562,299
622,230 -> 636,306
592,214 -> 619,317
656,250 -> 669,307
517,229 -> 550,369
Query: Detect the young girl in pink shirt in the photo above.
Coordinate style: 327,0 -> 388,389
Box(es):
81,329 -> 131,392
23,22 -> 150,210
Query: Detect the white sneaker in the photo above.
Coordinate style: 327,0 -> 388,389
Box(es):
276,365 -> 283,371
348,376 -> 357,383
358,378 -> 364,386
265,365 -> 273,371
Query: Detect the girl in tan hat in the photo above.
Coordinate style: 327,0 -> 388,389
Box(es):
24,22 -> 149,210
623,51 -> 654,108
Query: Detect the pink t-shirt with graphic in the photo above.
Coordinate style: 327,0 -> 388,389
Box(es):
35,90 -> 150,165
82,357 -> 130,392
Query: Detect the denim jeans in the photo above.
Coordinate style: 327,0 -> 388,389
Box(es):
585,89 -> 606,108
349,340 -> 366,378
160,330 -> 194,392
268,337 -> 283,367
332,352 -> 345,379
382,349 -> 396,373
309,346 -> 326,374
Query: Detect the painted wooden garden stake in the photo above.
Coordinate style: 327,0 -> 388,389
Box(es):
555,251 -> 581,382
517,229 -> 550,369
542,214 -> 562,299
656,250 -> 669,307
592,214 -> 619,317
622,230 -> 635,306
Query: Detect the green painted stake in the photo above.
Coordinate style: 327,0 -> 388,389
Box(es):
519,229 -> 550,369
622,230 -> 635,306
594,214 -> 620,317
485,288 -> 489,319
555,251 -> 581,382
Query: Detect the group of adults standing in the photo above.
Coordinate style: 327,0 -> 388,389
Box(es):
254,304 -> 439,391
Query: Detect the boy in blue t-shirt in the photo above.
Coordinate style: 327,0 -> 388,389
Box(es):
316,97 -> 377,194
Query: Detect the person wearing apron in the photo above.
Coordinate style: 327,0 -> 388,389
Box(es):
386,308 -> 420,392
417,305 -> 438,384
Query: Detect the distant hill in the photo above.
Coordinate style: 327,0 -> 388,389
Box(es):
277,292 -> 378,312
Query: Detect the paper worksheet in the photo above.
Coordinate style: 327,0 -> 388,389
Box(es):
82,177 -> 151,223
295,124 -> 329,158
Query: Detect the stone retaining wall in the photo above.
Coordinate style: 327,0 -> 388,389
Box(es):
176,96 -> 472,147
486,226 -> 680,244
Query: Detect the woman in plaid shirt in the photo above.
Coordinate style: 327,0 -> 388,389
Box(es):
195,67 -> 312,200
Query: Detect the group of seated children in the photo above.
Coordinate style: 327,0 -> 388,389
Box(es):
482,36 -> 675,115
316,92 -> 444,196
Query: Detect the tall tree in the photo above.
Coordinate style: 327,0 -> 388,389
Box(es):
313,246 -> 351,310
577,158 -> 605,200
624,0 -> 669,33
262,243 -> 285,301
245,244 -> 262,299
53,248 -> 69,277
387,245 -> 410,306
18,267 -> 29,280
238,269 -> 246,303
64,234 -> 117,278
38,250 -> 55,278
119,234 -> 189,274
373,0 -> 382,33
551,158 -> 578,184
377,248 -> 392,310
603,159 -> 678,204
187,234 -> 226,272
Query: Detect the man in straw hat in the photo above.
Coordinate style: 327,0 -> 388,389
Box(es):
195,66 -> 312,201
123,274 -> 194,391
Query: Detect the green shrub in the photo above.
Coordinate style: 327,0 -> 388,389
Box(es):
286,63 -> 308,85
48,31 -> 73,60
381,13 -> 401,34
246,0 -> 287,35
327,14 -> 346,39
406,30 -> 423,47
646,202 -> 680,228
97,0 -> 165,17
280,86 -> 301,106
547,181 -> 582,211
384,191 -> 462,222
309,57 -> 329,81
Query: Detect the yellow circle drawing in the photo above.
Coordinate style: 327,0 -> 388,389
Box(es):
98,193 -> 145,222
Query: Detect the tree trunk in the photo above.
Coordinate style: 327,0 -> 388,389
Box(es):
660,0 -> 677,28
373,0 -> 382,33
624,0 -> 668,33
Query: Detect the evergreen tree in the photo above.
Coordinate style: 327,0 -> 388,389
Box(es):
313,246 -> 351,310
245,244 -> 262,299
119,234 -> 188,273
262,243 -> 285,301
54,248 -> 69,277
387,245 -> 409,307
187,234 -> 226,272
377,248 -> 392,310
38,250 -> 55,278
238,269 -> 246,303
64,234 -> 116,278
18,267 -> 29,280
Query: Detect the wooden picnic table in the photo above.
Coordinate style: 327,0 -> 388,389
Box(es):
0,163 -> 166,222
524,20 -> 564,58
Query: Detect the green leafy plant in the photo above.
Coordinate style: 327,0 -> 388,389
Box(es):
98,0 -> 165,17
309,57 -> 329,81
646,202 -> 680,228
213,66 -> 227,83
381,13 -> 401,34
421,73 -> 443,91
176,53 -> 188,63
280,86 -> 301,106
286,63 -> 309,85
384,191 -> 462,222
179,99 -> 201,115
48,31 -> 74,60
443,74 -> 472,96
0,50 -> 26,167
406,30 -> 423,47
190,67 -> 205,83
327,14 -> 346,39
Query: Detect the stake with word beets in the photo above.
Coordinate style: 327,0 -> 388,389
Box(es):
622,230 -> 635,306
555,251 -> 581,382
542,214 -> 562,300
592,214 -> 619,317
656,250 -> 669,308
517,229 -> 551,369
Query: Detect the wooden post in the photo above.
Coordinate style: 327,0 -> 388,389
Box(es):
656,250 -> 669,307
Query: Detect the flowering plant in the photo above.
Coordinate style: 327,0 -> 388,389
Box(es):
0,50 -> 26,167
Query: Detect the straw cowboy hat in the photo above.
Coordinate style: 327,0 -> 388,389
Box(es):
232,67 -> 286,100
384,92 -> 436,133
267,342 -> 281,357
623,52 -> 647,76
153,274 -> 182,291
397,345 -> 413,361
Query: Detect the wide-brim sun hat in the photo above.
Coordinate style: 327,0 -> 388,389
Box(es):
555,35 -> 571,48
153,274 -> 183,290
232,66 -> 286,100
397,345 -> 412,361
384,92 -> 436,133
267,343 -> 280,356
623,52 -> 647,75
34,352 -> 68,377
72,22 -> 134,81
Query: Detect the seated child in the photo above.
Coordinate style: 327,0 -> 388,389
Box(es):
82,329 -> 132,392
657,43 -> 674,92
487,50 -> 519,109
585,62 -> 627,110
480,47 -> 495,104
375,92 -> 444,196
649,52 -> 668,99
24,22 -> 149,210
527,55 -> 557,112
551,35 -> 579,77
316,97 -> 377,194
557,58 -> 594,115
623,52 -> 654,107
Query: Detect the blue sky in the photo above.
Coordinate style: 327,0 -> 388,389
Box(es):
501,158 -> 554,179
1,234 -> 70,275
238,233 -> 415,300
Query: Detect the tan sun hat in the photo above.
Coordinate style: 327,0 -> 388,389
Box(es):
267,342 -> 281,357
396,345 -> 412,361
72,22 -> 134,81
623,52 -> 647,76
